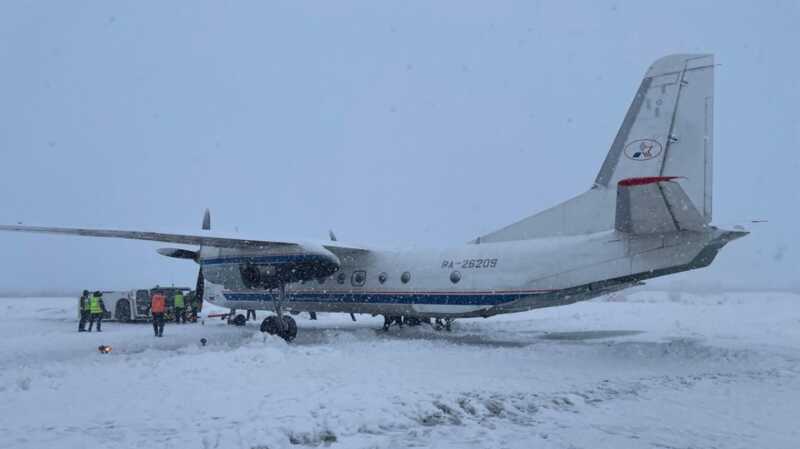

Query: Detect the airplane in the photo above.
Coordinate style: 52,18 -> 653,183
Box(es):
0,54 -> 746,341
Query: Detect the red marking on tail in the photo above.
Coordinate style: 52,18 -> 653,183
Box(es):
618,176 -> 681,187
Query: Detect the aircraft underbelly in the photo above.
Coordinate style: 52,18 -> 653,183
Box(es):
204,282 -> 523,318
208,295 -> 499,318
409,303 -> 486,315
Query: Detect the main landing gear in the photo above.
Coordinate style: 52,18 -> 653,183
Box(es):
382,315 -> 453,332
259,284 -> 298,342
434,318 -> 454,332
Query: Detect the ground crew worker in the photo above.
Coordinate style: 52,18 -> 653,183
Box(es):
173,291 -> 186,324
78,290 -> 90,332
150,292 -> 166,337
187,293 -> 201,322
246,309 -> 256,321
87,291 -> 106,332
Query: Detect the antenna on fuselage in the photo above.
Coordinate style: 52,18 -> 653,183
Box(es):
329,229 -> 337,241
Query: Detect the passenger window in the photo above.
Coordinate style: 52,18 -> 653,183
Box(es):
401,271 -> 411,284
378,272 -> 387,284
351,270 -> 366,287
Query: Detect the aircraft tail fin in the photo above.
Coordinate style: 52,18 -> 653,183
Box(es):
473,54 -> 714,243
595,54 -> 714,222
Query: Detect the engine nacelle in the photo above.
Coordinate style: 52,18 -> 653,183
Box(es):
237,247 -> 340,289
200,244 -> 341,290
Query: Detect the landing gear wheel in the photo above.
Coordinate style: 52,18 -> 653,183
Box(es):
260,315 -> 297,342
279,316 -> 297,342
403,316 -> 417,326
261,316 -> 279,334
232,314 -> 247,326
403,316 -> 426,326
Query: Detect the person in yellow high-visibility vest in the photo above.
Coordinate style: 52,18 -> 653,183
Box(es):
173,291 -> 186,324
87,291 -> 106,332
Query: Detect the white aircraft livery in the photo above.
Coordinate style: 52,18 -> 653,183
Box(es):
1,54 -> 746,341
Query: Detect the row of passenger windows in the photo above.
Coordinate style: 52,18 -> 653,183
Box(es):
308,270 -> 462,287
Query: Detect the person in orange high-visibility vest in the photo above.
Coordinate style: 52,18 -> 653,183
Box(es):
150,292 -> 166,337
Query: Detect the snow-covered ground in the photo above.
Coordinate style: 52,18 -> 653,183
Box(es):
1,291 -> 799,449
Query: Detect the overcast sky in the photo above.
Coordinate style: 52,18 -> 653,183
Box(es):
0,1 -> 797,292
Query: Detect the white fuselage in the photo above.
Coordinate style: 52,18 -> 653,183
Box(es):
201,227 -> 730,318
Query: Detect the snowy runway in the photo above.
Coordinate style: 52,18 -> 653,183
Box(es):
1,291 -> 799,449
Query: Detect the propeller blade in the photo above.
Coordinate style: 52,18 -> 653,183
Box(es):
195,268 -> 205,311
202,209 -> 211,231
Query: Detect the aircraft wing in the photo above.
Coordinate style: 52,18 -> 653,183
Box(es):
0,224 -> 300,249
0,223 -> 372,254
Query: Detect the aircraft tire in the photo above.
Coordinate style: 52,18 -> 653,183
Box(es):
279,316 -> 298,342
403,316 -> 422,326
261,316 -> 279,334
232,314 -> 247,326
260,315 -> 297,341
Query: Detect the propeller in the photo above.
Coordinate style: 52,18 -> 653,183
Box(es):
195,264 -> 205,311
195,209 -> 211,312
157,209 -> 210,313
202,208 -> 211,231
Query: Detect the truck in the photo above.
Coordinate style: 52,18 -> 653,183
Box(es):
78,286 -> 198,322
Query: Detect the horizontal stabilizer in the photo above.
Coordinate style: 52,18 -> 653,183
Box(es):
615,177 -> 706,234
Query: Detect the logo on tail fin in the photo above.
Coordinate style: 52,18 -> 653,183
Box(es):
624,139 -> 663,161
